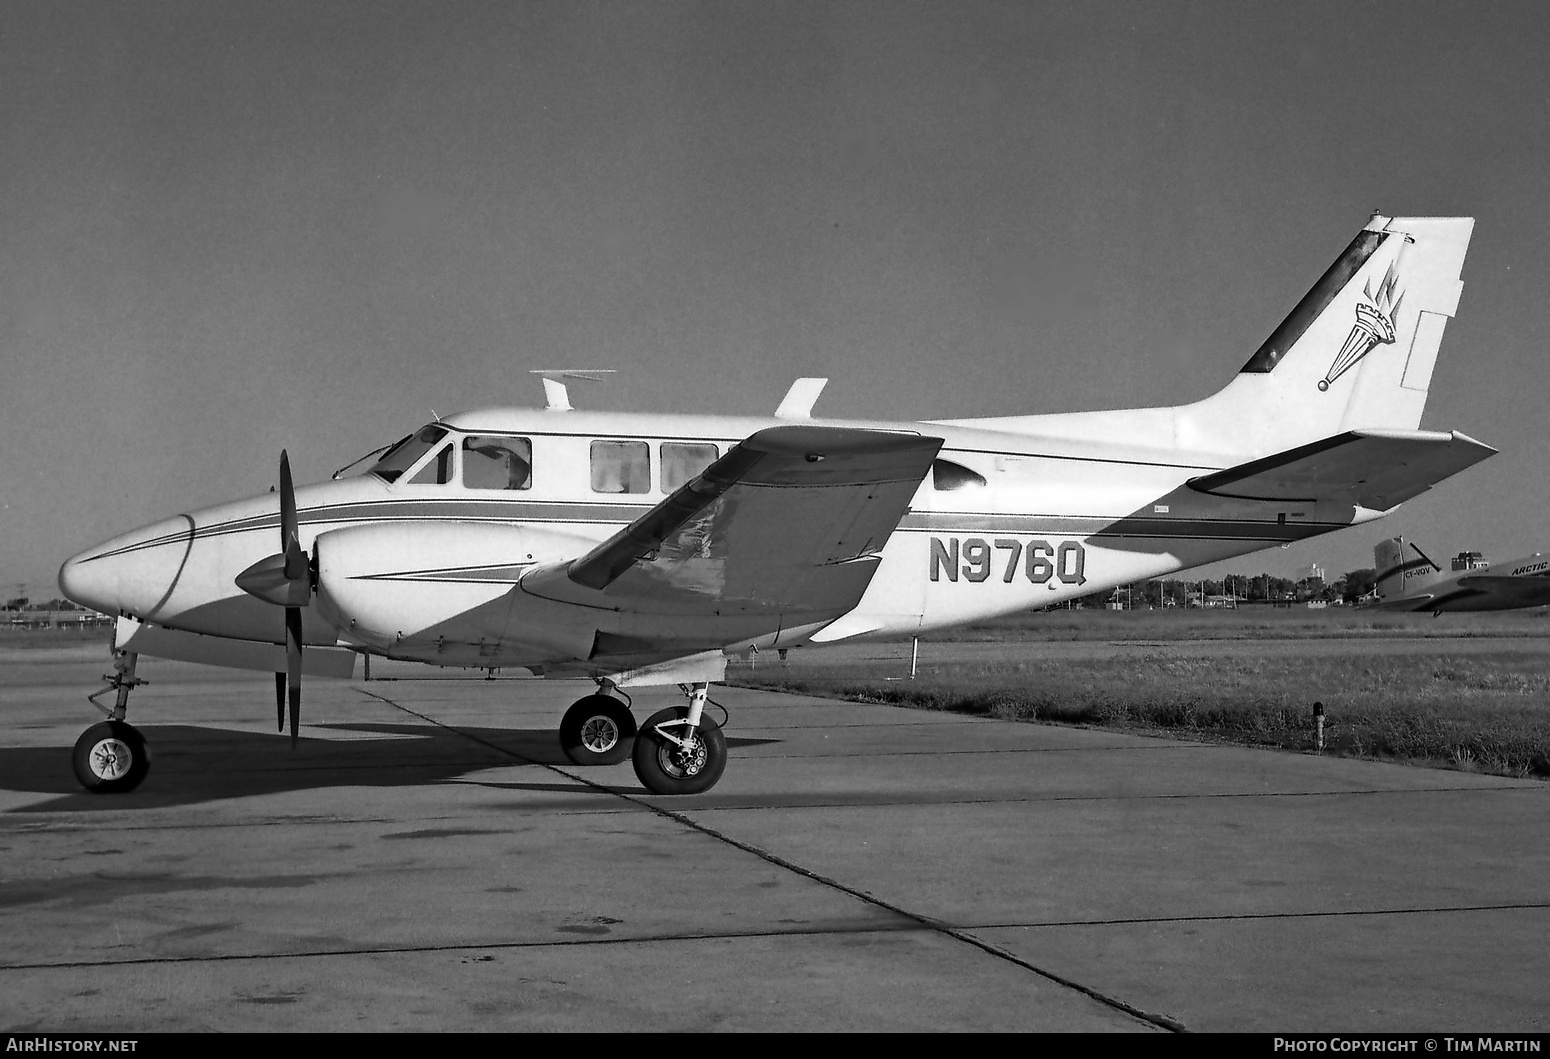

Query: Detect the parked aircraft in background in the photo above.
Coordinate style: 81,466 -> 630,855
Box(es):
58,213 -> 1491,796
1371,538 -> 1550,613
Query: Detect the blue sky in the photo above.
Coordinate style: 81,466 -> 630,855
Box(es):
4,0 -> 1548,597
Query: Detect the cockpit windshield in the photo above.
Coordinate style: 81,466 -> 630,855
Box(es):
368,425 -> 448,483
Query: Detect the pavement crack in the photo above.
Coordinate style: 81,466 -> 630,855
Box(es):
971,900 -> 1550,930
358,687 -> 1185,1032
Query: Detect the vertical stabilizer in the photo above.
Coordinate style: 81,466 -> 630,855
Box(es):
1373,536 -> 1439,602
1373,537 -> 1407,601
1179,215 -> 1474,456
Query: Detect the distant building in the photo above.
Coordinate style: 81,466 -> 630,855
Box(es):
6,610 -> 113,629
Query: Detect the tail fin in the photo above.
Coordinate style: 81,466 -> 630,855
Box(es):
934,214 -> 1476,461
1180,214 -> 1474,456
1373,537 -> 1408,601
1373,536 -> 1440,601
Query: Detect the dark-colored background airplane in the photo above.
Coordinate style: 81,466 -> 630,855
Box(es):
1371,537 -> 1550,613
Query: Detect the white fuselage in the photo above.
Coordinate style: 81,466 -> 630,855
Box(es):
59,405 -> 1374,674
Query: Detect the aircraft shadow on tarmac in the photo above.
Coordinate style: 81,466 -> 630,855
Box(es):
0,722 -> 780,813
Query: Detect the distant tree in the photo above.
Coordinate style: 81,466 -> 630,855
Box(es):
4,597 -> 27,612
1341,568 -> 1377,603
1294,576 -> 1326,601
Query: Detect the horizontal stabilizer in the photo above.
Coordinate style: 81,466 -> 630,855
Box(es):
1187,429 -> 1495,509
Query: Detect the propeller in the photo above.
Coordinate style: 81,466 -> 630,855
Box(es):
235,451 -> 311,747
1408,540 -> 1443,573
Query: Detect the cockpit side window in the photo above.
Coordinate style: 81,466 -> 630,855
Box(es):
932,459 -> 987,491
660,442 -> 718,493
591,440 -> 650,494
369,426 -> 447,483
408,443 -> 455,486
463,436 -> 533,490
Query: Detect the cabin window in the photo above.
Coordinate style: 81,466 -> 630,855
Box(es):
660,442 -> 718,492
932,459 -> 987,491
369,425 -> 447,483
463,436 -> 533,490
591,440 -> 650,494
408,443 -> 455,485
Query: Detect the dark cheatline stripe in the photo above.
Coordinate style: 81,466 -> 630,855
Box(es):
88,496 -> 1332,563
898,513 -> 1335,543
83,498 -> 655,560
353,562 -> 537,583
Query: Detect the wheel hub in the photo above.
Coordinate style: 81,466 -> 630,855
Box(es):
663,733 -> 708,778
89,739 -> 133,781
580,715 -> 620,753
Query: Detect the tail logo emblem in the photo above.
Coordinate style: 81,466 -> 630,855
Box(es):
1319,262 -> 1404,391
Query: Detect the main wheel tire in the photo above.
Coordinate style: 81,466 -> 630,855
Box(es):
72,721 -> 150,794
559,695 -> 637,766
631,706 -> 727,795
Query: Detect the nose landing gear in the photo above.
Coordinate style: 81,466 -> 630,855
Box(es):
75,651 -> 151,793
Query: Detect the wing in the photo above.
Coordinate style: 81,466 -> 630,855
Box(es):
520,424 -> 942,654
1187,429 -> 1496,508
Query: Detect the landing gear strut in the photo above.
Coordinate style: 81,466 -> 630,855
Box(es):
75,651 -> 151,793
630,682 -> 727,795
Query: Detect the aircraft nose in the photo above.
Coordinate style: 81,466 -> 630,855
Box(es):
58,515 -> 196,619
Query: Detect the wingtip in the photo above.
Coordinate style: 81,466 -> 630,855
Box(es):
1448,430 -> 1499,455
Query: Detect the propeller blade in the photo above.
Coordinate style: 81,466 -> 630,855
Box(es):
1409,540 -> 1443,573
274,672 -> 286,733
285,606 -> 303,748
280,451 -> 309,582
280,450 -> 297,547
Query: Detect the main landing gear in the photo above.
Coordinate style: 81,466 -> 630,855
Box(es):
74,651 -> 151,793
558,681 -> 728,795
559,690 -> 637,766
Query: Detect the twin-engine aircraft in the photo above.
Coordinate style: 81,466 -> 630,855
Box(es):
1370,538 -> 1550,613
59,214 -> 1493,796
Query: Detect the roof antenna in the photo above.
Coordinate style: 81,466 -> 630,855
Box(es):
530,369 -> 615,411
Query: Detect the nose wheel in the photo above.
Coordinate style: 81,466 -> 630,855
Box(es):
72,720 -> 150,793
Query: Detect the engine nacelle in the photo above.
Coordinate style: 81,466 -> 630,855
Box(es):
314,522 -> 598,657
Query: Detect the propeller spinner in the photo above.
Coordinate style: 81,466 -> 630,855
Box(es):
234,451 -> 312,747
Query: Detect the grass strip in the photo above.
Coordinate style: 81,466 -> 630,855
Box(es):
731,651 -> 1550,779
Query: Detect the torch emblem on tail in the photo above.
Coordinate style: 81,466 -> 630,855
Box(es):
1319,262 -> 1404,391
